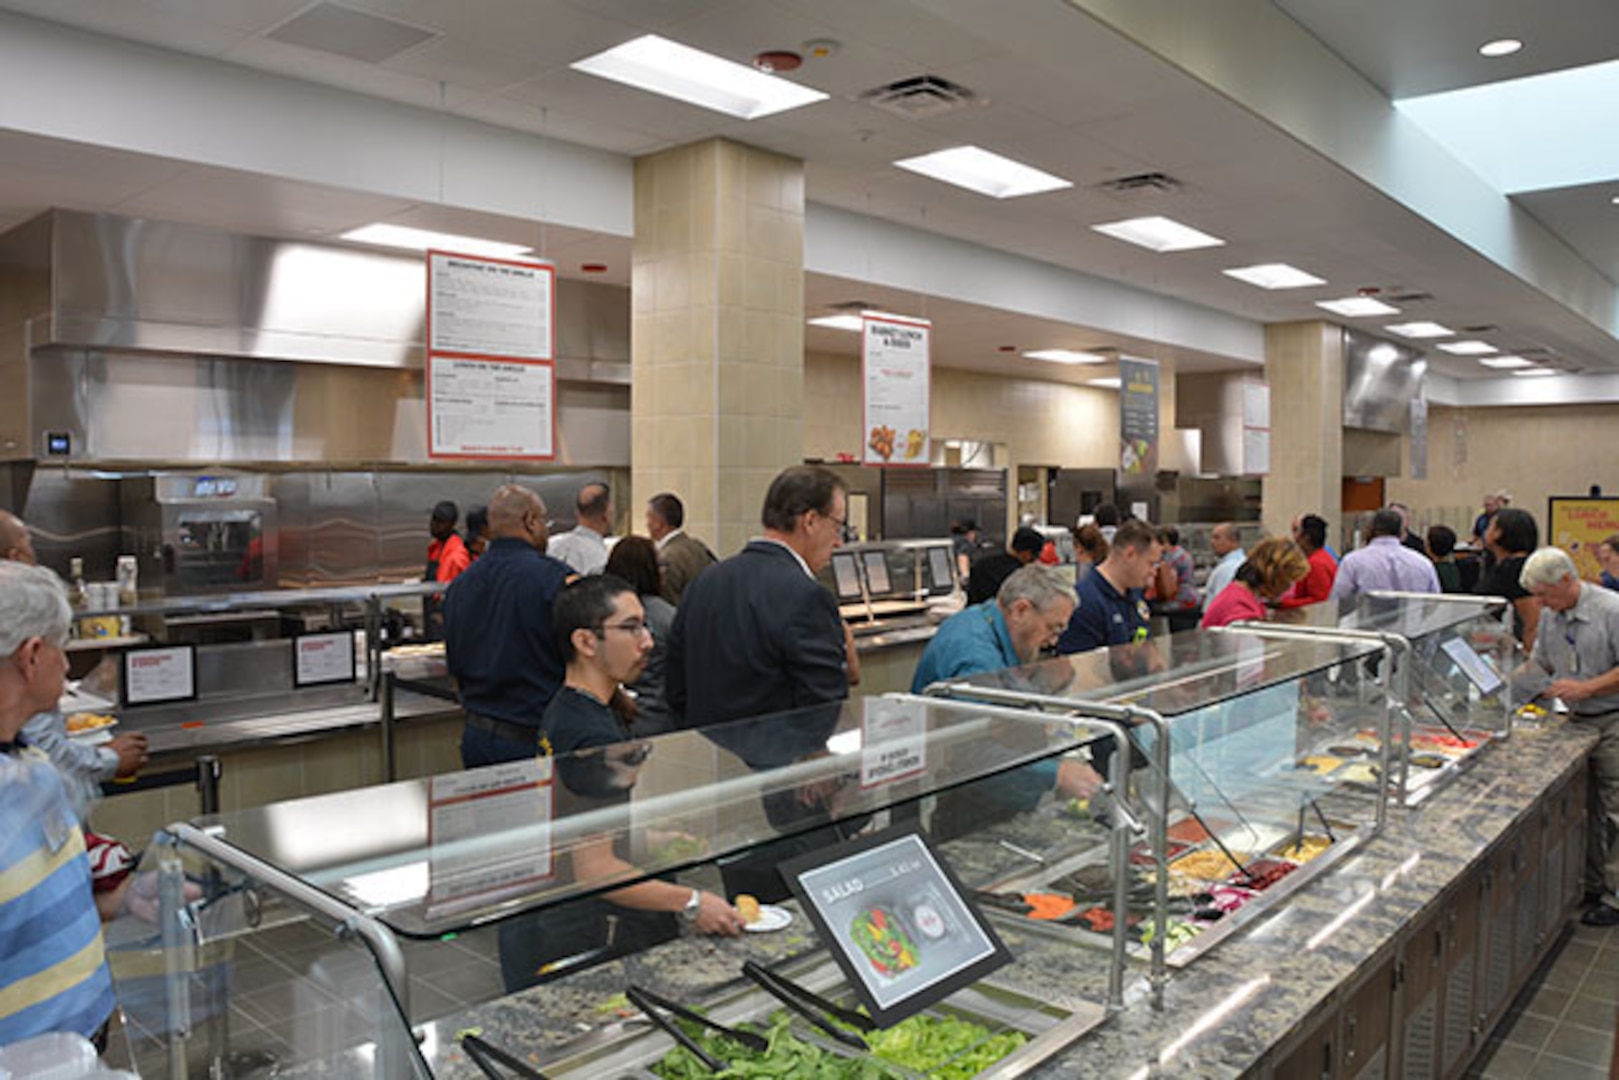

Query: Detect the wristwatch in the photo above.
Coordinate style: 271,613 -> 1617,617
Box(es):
679,889 -> 701,922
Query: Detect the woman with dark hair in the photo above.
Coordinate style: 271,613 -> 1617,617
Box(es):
1201,538 -> 1310,629
1071,523 -> 1108,584
604,537 -> 677,735
1476,506 -> 1541,649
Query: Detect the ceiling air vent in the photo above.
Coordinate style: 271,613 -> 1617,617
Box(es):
860,75 -> 979,119
1388,291 -> 1433,304
268,2 -> 438,63
1100,172 -> 1181,195
829,299 -> 876,312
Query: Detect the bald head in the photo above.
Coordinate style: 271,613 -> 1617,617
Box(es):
488,485 -> 548,550
0,511 -> 35,565
575,483 -> 611,530
1210,522 -> 1239,557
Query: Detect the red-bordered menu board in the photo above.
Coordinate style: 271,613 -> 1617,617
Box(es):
426,250 -> 557,461
862,312 -> 931,467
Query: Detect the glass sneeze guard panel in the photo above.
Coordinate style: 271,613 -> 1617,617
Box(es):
199,695 -> 1112,938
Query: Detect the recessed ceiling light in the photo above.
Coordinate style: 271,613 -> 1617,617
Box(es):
1023,348 -> 1107,365
1479,38 -> 1523,58
893,146 -> 1072,199
1086,377 -> 1122,390
1090,216 -> 1225,253
1384,321 -> 1454,339
1316,296 -> 1401,317
807,314 -> 863,332
1611,194 -> 1619,205
339,223 -> 535,260
1512,367 -> 1557,377
1436,340 -> 1498,355
1222,263 -> 1327,290
1478,354 -> 1532,369
571,34 -> 828,119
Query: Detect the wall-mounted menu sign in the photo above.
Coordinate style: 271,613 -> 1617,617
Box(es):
426,251 -> 556,461
121,645 -> 197,707
1118,356 -> 1159,476
862,313 -> 931,466
293,631 -> 357,688
426,757 -> 555,919
782,828 -> 1010,1025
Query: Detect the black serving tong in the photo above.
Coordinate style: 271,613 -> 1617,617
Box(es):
1192,806 -> 1258,887
742,960 -> 873,1049
1310,798 -> 1338,843
459,1032 -> 551,1080
626,984 -> 767,1073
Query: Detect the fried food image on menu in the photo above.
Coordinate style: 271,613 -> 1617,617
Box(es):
903,428 -> 926,459
850,906 -> 918,976
868,425 -> 896,461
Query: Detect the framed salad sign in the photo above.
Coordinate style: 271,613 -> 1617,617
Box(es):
780,826 -> 1011,1025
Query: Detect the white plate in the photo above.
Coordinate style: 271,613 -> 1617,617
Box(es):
744,904 -> 792,933
67,719 -> 117,745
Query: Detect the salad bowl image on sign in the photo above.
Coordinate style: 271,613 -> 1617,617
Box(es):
781,827 -> 1011,1025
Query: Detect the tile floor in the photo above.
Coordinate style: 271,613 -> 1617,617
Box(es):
1469,917 -> 1619,1079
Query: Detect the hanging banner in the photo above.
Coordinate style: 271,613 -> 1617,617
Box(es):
426,250 -> 556,461
862,313 -> 931,466
1241,381 -> 1270,476
1409,397 -> 1429,480
1548,496 -> 1619,581
1118,356 -> 1159,476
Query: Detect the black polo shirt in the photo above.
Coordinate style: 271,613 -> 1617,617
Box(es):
444,538 -> 571,730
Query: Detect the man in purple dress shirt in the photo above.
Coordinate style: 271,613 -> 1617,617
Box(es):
1330,508 -> 1441,601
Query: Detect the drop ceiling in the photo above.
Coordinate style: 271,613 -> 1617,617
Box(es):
0,0 -> 1614,385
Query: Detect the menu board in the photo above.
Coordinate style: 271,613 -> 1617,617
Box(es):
293,631 -> 357,688
830,552 -> 863,599
121,645 -> 197,706
1118,356 -> 1159,476
862,313 -> 931,466
426,758 -> 555,918
782,828 -> 1010,1024
426,250 -> 556,461
1548,496 -> 1619,582
862,551 -> 893,595
1441,638 -> 1504,696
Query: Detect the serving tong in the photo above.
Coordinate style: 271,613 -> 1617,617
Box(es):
458,1032 -> 550,1080
626,983 -> 767,1072
742,959 -> 873,1050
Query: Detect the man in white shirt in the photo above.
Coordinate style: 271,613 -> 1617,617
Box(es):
1202,522 -> 1246,605
547,482 -> 612,575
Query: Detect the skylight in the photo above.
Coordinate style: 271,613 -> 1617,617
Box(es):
893,146 -> 1072,199
1478,355 -> 1533,369
571,35 -> 828,120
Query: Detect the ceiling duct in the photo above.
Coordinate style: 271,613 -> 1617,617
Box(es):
859,75 -> 978,119
1099,172 -> 1181,195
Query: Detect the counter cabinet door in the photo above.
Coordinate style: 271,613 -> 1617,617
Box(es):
1271,1007 -> 1337,1080
1395,902 -> 1446,1080
1337,958 -> 1394,1080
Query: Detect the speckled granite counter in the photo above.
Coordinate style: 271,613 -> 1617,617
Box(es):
285,721 -> 1593,1078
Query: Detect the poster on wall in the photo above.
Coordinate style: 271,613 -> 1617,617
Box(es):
427,250 -> 556,461
1548,497 -> 1619,582
1118,356 -> 1159,476
862,313 -> 931,466
1409,397 -> 1429,480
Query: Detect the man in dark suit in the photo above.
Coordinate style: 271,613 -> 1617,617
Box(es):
645,492 -> 718,606
667,466 -> 849,727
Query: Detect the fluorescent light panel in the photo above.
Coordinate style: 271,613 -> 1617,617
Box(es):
1479,38 -> 1523,57
1023,348 -> 1107,365
893,146 -> 1072,199
1384,321 -> 1454,339
807,314 -> 864,332
1087,377 -> 1122,389
1091,216 -> 1225,252
340,223 -> 534,260
1222,263 -> 1327,290
1478,354 -> 1532,369
1316,297 -> 1401,317
1437,340 -> 1498,355
1512,367 -> 1558,377
571,34 -> 827,119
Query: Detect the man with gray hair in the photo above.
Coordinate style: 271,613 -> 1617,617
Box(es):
1519,545 -> 1619,926
0,561 -> 117,1043
1202,523 -> 1246,606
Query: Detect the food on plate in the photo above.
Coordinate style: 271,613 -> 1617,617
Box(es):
850,907 -> 918,976
65,712 -> 116,734
1517,703 -> 1547,720
1171,849 -> 1249,882
1275,835 -> 1332,864
903,429 -> 926,459
1299,755 -> 1342,774
1336,762 -> 1382,787
868,425 -> 897,461
735,894 -> 761,926
1409,752 -> 1449,769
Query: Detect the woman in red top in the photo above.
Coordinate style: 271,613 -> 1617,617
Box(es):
1278,513 -> 1336,609
1202,537 -> 1310,629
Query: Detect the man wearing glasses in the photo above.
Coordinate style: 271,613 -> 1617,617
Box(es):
1521,546 -> 1619,927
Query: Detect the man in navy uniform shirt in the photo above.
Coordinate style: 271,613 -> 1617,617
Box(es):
1057,519 -> 1163,656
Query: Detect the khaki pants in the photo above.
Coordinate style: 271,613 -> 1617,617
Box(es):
1577,714 -> 1619,905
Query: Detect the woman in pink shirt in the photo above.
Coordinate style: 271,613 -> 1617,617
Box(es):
1202,537 -> 1310,630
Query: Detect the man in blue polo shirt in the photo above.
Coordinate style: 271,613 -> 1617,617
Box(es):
1057,519 -> 1163,656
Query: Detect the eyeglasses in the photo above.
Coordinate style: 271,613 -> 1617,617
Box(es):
597,619 -> 651,638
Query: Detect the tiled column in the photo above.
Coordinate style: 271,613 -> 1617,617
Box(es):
1262,321 -> 1344,538
631,139 -> 805,559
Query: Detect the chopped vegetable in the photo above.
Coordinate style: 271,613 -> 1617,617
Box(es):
864,1012 -> 1027,1078
849,908 -> 919,976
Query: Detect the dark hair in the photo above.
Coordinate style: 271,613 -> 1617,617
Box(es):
1111,518 -> 1158,554
1157,525 -> 1180,547
431,500 -> 458,524
761,466 -> 845,532
1426,524 -> 1457,558
1297,514 -> 1328,551
605,536 -> 662,597
577,483 -> 610,518
1601,533 -> 1619,553
952,518 -> 977,535
1092,503 -> 1120,527
1369,509 -> 1404,539
1072,523 -> 1109,562
465,506 -> 489,537
1010,527 -> 1045,557
554,574 -> 637,664
648,492 -> 684,529
1491,507 -> 1538,553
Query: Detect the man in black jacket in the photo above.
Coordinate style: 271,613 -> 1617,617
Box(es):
667,466 -> 849,728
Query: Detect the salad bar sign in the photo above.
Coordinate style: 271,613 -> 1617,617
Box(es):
783,828 -> 1010,1024
862,313 -> 931,466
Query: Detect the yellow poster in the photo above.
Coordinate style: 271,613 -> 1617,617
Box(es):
1548,497 -> 1619,581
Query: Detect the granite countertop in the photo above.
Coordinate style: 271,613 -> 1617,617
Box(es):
284,721 -> 1595,1078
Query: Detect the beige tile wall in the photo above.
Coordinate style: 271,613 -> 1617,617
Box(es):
1261,321 -> 1344,537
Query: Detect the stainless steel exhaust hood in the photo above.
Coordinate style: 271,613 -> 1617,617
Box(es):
0,210 -> 631,466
